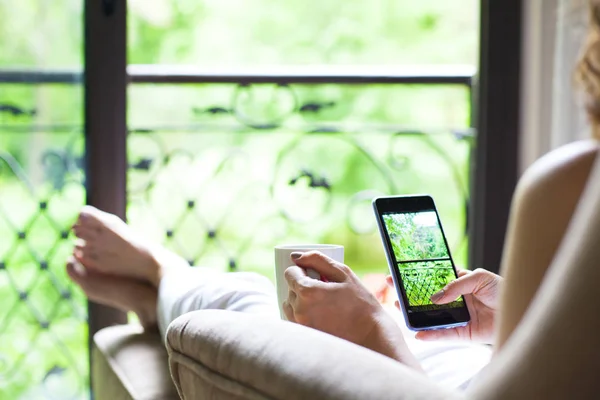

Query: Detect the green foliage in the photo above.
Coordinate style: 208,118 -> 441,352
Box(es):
383,212 -> 449,261
127,0 -> 478,66
0,180 -> 87,400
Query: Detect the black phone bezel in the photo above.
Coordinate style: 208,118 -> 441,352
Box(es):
373,195 -> 470,330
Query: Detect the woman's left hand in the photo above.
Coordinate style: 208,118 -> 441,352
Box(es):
389,268 -> 501,344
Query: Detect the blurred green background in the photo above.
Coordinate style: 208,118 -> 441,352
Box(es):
0,0 -> 478,398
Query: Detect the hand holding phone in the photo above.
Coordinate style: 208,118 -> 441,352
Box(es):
414,268 -> 500,343
373,195 -> 470,331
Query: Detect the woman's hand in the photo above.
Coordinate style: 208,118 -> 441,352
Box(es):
391,268 -> 501,344
283,251 -> 422,370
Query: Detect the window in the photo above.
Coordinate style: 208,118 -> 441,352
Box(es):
126,0 -> 478,280
0,1 -> 523,398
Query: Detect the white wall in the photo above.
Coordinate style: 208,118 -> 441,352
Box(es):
519,0 -> 558,173
519,0 -> 589,173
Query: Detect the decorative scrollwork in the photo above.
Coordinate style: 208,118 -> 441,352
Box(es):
232,83 -> 298,129
0,103 -> 36,118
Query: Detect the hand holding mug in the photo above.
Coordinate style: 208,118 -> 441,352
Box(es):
283,251 -> 422,369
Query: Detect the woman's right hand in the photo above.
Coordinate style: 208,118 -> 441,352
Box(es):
389,268 -> 502,344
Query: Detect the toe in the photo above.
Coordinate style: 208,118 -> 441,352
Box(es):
72,224 -> 98,241
80,205 -> 121,225
66,258 -> 88,286
66,259 -> 78,280
73,246 -> 99,269
77,206 -> 105,229
66,259 -> 108,300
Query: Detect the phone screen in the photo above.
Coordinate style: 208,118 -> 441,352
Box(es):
381,210 -> 464,313
374,195 -> 469,330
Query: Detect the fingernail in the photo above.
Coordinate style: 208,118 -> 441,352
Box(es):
66,259 -> 81,277
66,262 -> 74,274
290,252 -> 303,260
430,289 -> 445,303
415,333 -> 430,341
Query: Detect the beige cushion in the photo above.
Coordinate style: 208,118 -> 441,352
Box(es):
93,324 -> 179,400
166,310 -> 460,400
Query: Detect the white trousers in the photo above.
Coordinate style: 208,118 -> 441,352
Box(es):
157,267 -> 491,390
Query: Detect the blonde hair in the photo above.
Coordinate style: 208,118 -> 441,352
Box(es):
575,0 -> 600,138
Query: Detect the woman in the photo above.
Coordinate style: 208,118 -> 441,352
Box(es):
280,2 -> 600,396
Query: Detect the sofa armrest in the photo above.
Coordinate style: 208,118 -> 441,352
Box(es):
93,324 -> 179,400
166,310 -> 460,400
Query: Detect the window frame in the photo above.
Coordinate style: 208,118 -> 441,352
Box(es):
82,0 -> 524,395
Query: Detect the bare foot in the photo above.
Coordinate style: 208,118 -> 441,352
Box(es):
67,258 -> 158,329
72,206 -> 186,287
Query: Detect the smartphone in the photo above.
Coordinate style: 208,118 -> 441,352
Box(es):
372,195 -> 470,331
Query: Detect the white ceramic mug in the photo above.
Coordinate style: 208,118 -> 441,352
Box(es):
274,244 -> 344,320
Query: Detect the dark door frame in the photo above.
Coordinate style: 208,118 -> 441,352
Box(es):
84,0 -> 128,371
469,0 -> 523,274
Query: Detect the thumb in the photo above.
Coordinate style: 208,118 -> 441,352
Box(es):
430,271 -> 482,304
415,328 -> 462,341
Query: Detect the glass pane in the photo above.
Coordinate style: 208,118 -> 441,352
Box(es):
127,0 -> 477,298
128,83 -> 471,276
0,0 -> 87,398
128,0 -> 479,66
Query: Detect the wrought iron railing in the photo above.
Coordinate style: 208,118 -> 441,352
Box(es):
400,265 -> 457,306
0,66 -> 473,399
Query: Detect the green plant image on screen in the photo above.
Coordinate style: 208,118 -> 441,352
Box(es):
383,212 -> 463,309
383,212 -> 448,261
